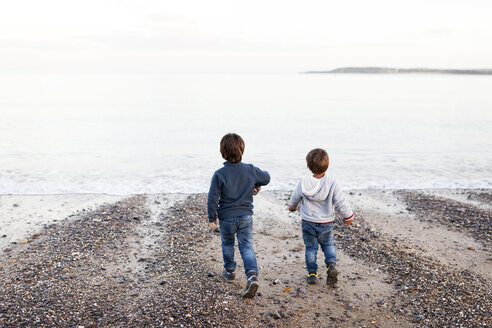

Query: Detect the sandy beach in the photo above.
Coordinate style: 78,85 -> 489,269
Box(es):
0,189 -> 490,327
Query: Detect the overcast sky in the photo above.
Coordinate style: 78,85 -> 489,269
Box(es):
1,0 -> 491,73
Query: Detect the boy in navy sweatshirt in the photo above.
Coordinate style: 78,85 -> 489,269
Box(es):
207,133 -> 270,298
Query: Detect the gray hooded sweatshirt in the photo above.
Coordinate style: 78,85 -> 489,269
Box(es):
288,174 -> 353,224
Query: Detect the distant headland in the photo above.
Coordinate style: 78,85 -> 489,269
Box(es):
303,67 -> 492,75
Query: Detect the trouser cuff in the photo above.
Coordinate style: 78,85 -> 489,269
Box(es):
246,271 -> 258,278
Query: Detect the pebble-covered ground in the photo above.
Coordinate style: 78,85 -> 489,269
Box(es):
396,190 -> 491,245
0,195 -> 150,327
122,195 -> 254,327
1,190 -> 491,327
0,195 -> 253,327
336,218 -> 491,327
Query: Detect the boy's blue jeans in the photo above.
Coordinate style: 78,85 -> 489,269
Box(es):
302,220 -> 337,273
219,215 -> 258,277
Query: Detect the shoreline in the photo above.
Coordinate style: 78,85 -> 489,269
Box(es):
0,189 -> 490,327
1,188 -> 490,250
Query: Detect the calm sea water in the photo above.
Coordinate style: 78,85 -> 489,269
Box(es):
1,73 -> 491,194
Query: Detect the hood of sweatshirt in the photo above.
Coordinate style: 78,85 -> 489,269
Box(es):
301,175 -> 329,200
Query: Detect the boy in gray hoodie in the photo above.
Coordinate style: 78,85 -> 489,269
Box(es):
288,148 -> 354,285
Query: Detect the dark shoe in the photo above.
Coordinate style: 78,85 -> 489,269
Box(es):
243,275 -> 259,298
307,272 -> 318,284
222,269 -> 236,283
326,263 -> 338,285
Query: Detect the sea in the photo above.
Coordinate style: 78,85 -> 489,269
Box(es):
1,73 -> 491,194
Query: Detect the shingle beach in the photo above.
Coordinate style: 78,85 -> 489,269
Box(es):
0,189 -> 490,327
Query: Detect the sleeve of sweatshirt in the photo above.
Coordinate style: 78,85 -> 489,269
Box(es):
207,173 -> 221,222
254,166 -> 271,187
288,181 -> 303,209
332,181 -> 354,221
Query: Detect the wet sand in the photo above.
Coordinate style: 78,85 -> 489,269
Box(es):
0,189 -> 490,327
0,194 -> 124,250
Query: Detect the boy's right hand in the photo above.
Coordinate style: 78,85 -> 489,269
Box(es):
253,186 -> 261,196
209,221 -> 217,229
343,215 -> 354,226
288,206 -> 296,212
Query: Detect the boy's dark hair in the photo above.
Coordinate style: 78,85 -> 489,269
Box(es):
306,148 -> 329,174
220,133 -> 245,163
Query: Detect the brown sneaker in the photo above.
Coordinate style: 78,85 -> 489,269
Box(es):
326,263 -> 338,285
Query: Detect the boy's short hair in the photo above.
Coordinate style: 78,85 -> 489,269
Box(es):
306,148 -> 329,174
220,133 -> 245,163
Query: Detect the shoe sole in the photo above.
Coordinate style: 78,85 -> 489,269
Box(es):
243,281 -> 259,298
326,269 -> 338,285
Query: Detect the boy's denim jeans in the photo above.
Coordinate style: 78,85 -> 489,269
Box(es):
301,220 -> 337,273
219,215 -> 258,277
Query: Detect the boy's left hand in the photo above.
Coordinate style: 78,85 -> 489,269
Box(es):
209,221 -> 217,229
253,186 -> 261,196
343,216 -> 354,226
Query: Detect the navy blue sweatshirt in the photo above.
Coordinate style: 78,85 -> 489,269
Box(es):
207,161 -> 270,222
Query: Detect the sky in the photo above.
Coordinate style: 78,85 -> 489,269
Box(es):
1,0 -> 491,73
